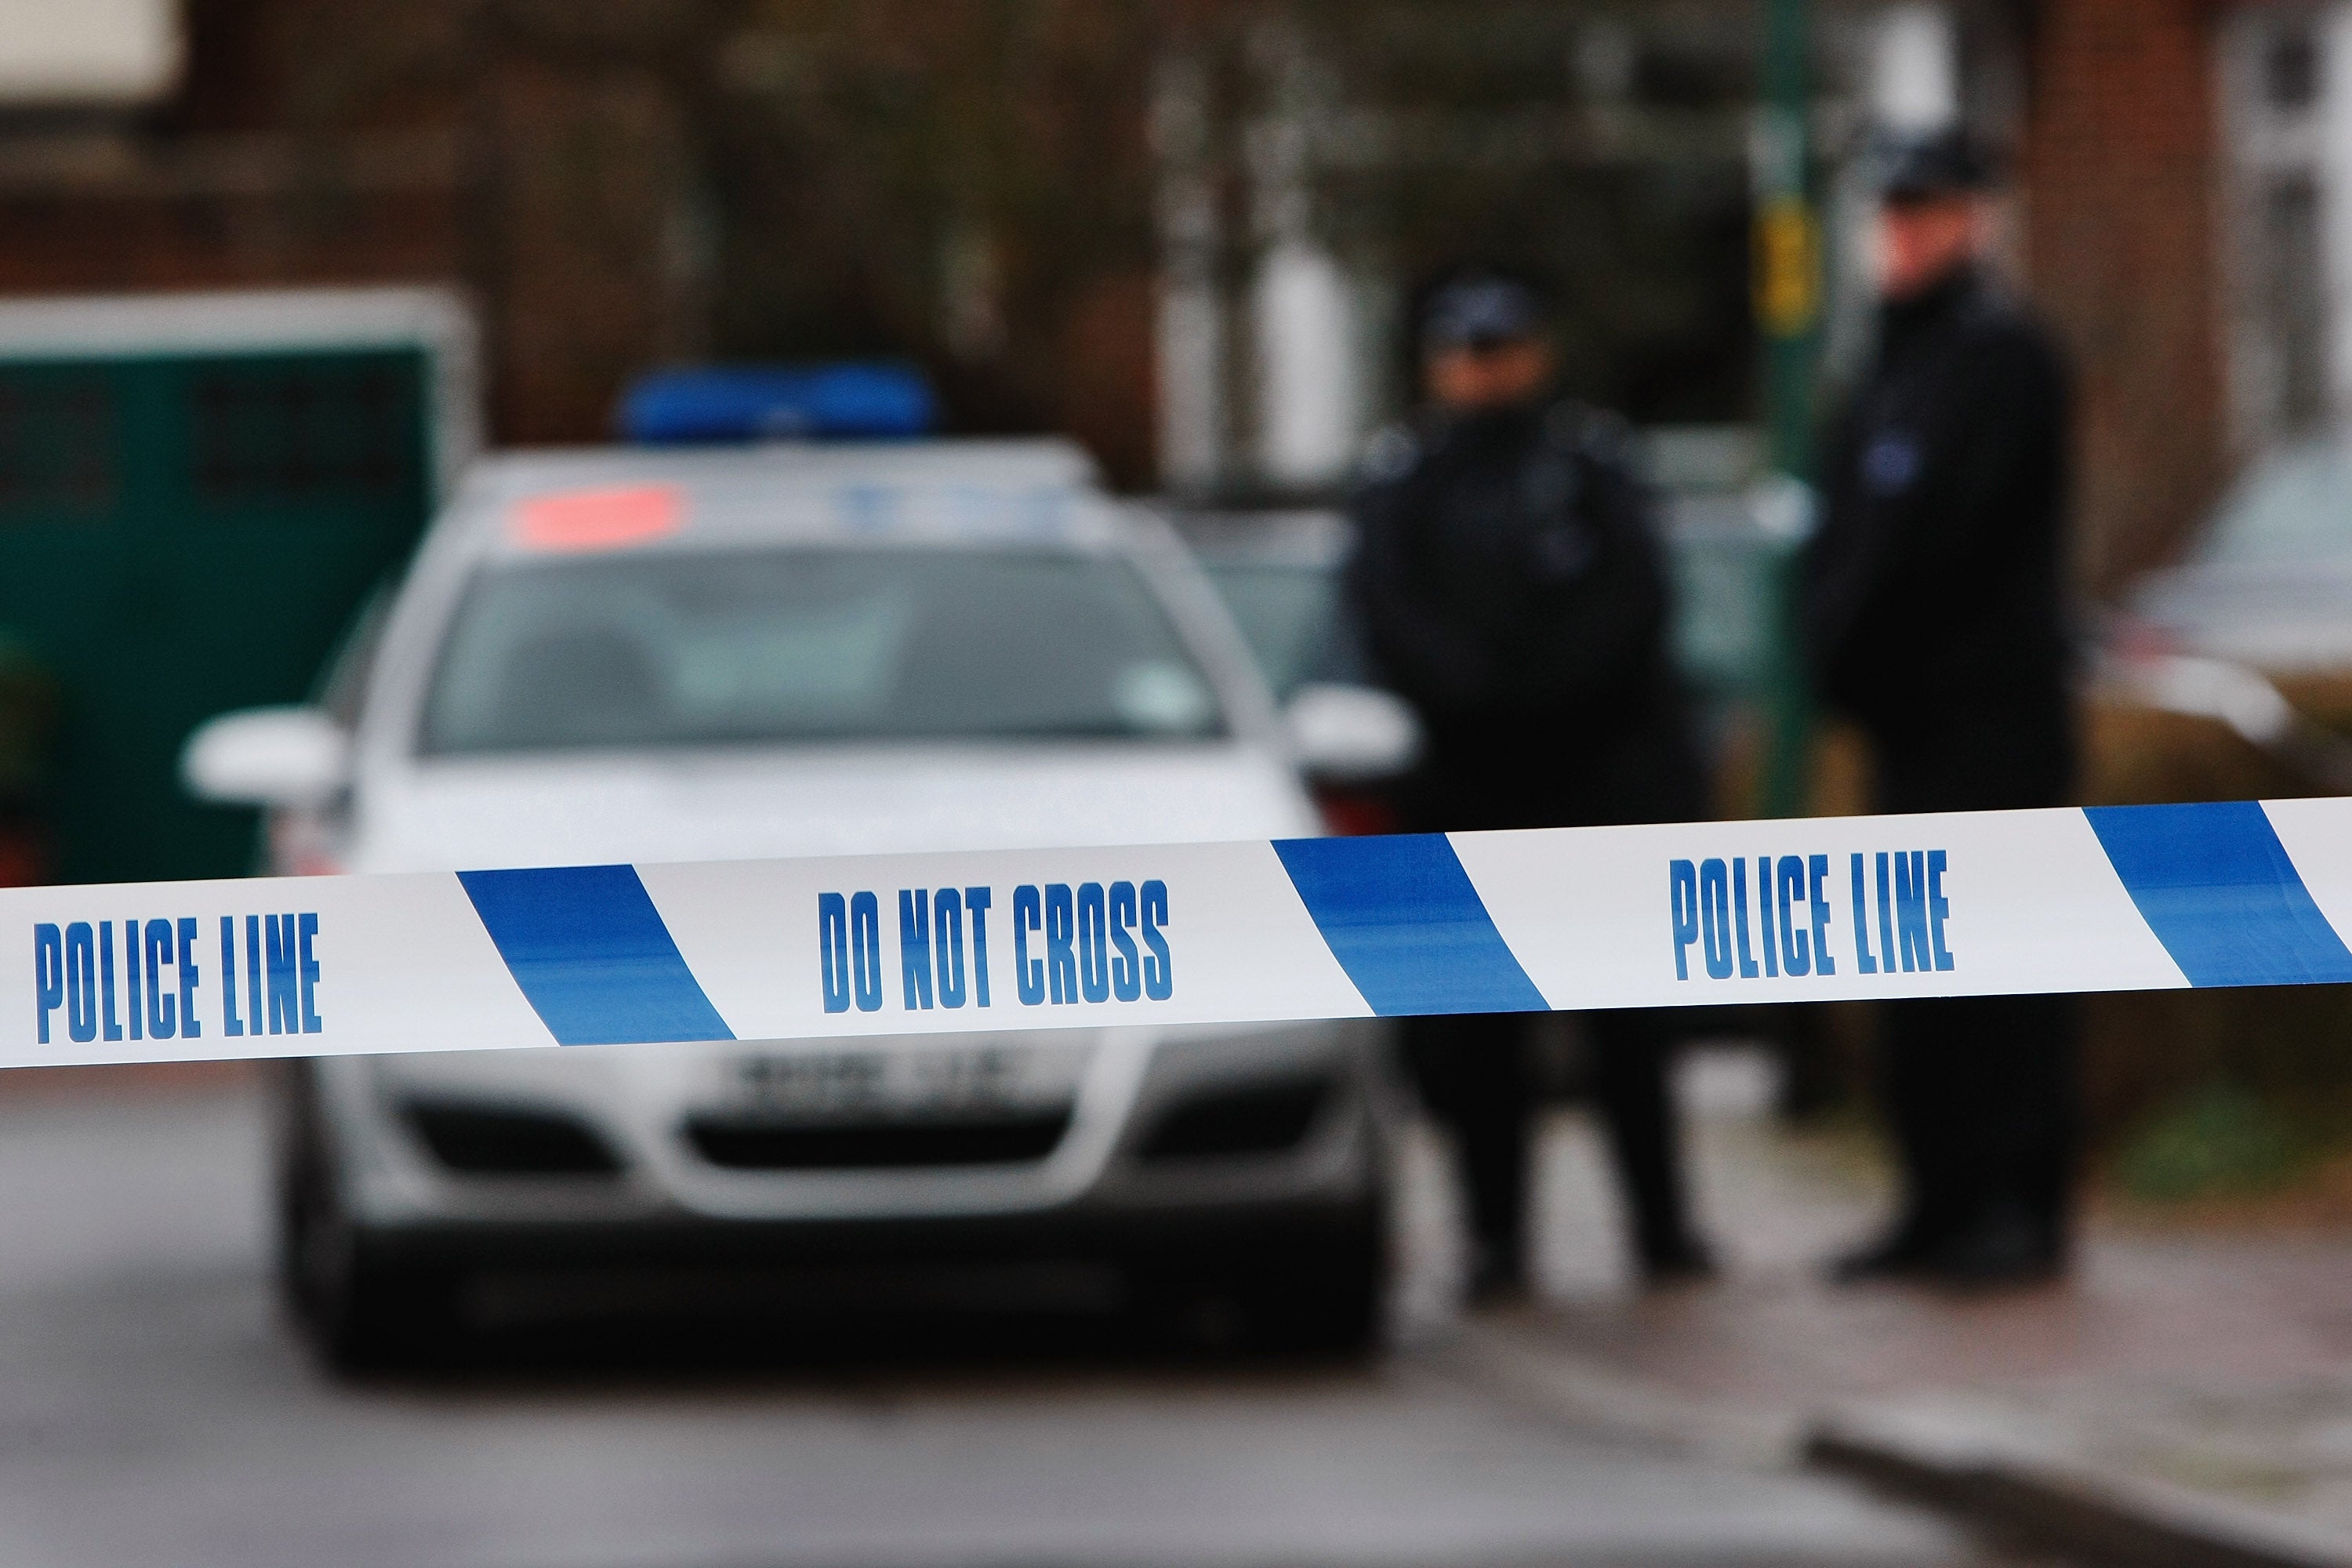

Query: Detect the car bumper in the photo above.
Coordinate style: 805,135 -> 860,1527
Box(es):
346,1194 -> 1382,1283
299,1019 -> 1396,1247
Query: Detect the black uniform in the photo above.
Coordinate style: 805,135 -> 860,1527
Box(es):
1348,398 -> 1709,1282
1807,264 -> 2079,1264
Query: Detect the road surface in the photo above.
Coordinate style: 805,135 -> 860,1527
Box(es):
0,1069 -> 2039,1568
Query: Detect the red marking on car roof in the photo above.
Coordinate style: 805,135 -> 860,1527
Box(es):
510,485 -> 684,553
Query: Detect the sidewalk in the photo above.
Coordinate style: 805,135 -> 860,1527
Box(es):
1430,1048 -> 2352,1567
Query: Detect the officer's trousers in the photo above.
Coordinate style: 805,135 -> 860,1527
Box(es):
1404,1008 -> 1697,1272
1874,706 -> 2081,1244
1398,718 -> 1710,1275
1881,993 -> 2078,1242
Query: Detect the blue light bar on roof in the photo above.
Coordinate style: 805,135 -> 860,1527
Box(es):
619,362 -> 938,444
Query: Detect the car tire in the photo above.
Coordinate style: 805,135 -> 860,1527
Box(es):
277,1070 -> 460,1373
1135,1205 -> 1388,1359
1240,1216 -> 1387,1358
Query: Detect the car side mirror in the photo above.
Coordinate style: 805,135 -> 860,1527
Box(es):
1283,682 -> 1421,784
181,706 -> 351,809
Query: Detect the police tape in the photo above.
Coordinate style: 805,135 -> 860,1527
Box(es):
13,797 -> 2352,1070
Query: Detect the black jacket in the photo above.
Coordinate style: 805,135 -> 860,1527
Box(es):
1347,400 -> 1703,830
1806,268 -> 2074,810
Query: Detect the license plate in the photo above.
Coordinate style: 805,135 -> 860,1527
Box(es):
724,1042 -> 1087,1120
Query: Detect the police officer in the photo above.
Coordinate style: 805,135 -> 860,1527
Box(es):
1348,269 -> 1711,1301
1806,132 -> 2078,1285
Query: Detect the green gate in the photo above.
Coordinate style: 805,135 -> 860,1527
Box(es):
0,292 -> 473,884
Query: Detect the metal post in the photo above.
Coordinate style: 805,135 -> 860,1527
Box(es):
1754,0 -> 1820,818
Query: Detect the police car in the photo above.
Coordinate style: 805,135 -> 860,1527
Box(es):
183,433 -> 1414,1367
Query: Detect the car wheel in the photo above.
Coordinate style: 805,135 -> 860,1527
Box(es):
1241,1216 -> 1387,1358
277,1074 -> 459,1372
1134,1205 -> 1389,1359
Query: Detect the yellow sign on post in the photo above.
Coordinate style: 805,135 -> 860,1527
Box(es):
1755,194 -> 1822,339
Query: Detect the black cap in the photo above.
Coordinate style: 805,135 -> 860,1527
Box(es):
1878,128 -> 1994,202
1420,272 -> 1545,352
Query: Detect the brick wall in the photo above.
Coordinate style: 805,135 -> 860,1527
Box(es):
2024,0 -> 2230,593
0,135 -> 467,299
0,1 -> 706,451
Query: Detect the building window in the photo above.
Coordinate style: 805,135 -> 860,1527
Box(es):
2264,172 -> 2328,432
2219,7 -> 2348,456
2267,23 -> 2321,111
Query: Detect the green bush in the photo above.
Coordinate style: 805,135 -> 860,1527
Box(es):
2111,1082 -> 2314,1203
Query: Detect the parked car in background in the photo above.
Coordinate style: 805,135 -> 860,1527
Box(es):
1168,509 -> 1365,702
1169,510 -> 1416,835
2122,441 -> 2352,672
183,437 -> 1414,1367
2104,441 -> 2352,792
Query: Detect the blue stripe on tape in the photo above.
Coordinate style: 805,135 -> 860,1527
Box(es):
2085,801 -> 2352,988
1273,834 -> 1548,1017
457,865 -> 735,1046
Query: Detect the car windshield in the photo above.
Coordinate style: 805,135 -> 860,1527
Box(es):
419,546 -> 1225,754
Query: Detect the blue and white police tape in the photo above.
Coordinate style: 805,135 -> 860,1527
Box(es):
14,797 -> 2352,1071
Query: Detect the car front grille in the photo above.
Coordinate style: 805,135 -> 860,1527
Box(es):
682,1110 -> 1074,1171
1136,1077 -> 1332,1161
405,1100 -> 626,1177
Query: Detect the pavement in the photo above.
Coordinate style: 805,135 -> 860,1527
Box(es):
0,1061 -> 2016,1568
1461,1048 -> 2352,1568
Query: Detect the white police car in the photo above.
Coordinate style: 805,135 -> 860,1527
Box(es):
183,437 -> 1414,1366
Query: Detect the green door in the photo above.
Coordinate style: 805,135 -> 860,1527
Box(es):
0,348 -> 431,884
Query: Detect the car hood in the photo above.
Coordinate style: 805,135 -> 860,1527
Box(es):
2127,558 -> 2352,672
352,742 -> 1321,872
